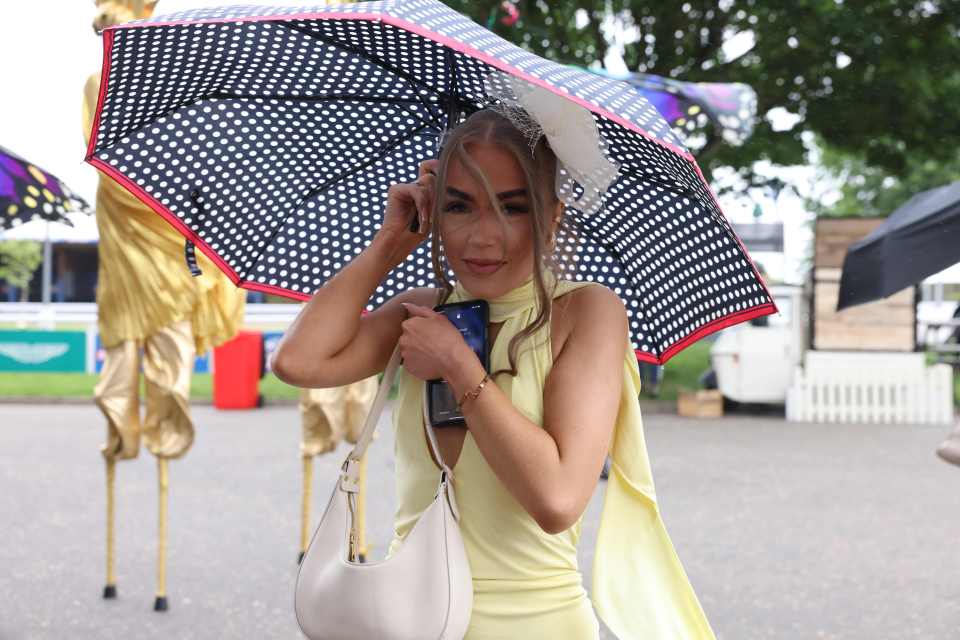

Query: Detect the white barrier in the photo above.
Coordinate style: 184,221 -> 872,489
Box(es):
786,351 -> 954,425
0,302 -> 302,328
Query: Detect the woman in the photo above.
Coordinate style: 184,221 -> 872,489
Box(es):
273,108 -> 714,639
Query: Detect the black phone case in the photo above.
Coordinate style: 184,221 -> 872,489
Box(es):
427,299 -> 489,427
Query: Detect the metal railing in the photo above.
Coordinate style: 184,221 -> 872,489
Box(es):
0,302 -> 303,327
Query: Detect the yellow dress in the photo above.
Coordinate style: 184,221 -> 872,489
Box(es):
390,278 -> 716,639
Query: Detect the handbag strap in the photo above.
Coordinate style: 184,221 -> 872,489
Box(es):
340,345 -> 451,493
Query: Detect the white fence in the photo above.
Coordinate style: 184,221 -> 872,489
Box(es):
0,302 -> 302,328
786,351 -> 954,425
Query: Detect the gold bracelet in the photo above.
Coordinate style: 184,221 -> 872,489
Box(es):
458,373 -> 490,409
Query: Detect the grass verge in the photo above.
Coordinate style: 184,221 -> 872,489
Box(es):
0,372 -> 301,402
1,344 -> 956,408
642,339 -> 712,402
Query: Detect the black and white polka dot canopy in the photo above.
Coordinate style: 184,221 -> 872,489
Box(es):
85,0 -> 775,363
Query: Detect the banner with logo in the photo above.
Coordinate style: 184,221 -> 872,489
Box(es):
92,334 -> 211,374
0,329 -> 288,374
0,330 -> 87,372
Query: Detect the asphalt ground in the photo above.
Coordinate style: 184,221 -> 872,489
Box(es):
1,403 -> 958,639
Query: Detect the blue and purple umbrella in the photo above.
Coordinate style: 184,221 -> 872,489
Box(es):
587,70 -> 757,152
1,146 -> 91,229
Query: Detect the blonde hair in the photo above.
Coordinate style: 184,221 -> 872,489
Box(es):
429,109 -> 575,377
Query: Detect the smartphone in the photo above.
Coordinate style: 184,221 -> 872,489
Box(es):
427,299 -> 489,427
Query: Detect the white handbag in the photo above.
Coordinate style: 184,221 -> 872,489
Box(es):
295,347 -> 473,640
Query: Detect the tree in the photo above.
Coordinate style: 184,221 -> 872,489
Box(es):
445,1 -> 960,188
0,240 -> 42,302
808,145 -> 960,217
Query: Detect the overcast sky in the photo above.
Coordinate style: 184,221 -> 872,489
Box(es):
0,1 -> 812,283
0,1 -> 304,205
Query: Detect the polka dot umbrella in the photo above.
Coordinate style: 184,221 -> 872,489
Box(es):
2,146 -> 92,229
84,0 -> 775,364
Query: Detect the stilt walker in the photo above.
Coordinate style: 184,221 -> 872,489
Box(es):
84,0 -> 246,611
298,376 -> 379,563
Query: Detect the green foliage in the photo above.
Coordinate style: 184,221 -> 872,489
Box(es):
0,240 -> 42,300
811,146 -> 960,217
445,1 -> 960,187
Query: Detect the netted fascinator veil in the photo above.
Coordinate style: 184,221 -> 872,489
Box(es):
481,71 -> 620,217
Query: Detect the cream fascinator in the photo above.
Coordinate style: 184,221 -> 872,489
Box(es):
483,71 -> 620,215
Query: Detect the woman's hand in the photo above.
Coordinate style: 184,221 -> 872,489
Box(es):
376,159 -> 439,266
399,302 -> 478,382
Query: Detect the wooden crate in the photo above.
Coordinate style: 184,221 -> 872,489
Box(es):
812,220 -> 916,352
677,389 -> 724,418
814,218 -> 884,268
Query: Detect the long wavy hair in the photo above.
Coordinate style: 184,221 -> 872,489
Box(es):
429,109 -> 576,378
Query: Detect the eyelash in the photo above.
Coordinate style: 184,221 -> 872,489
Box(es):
443,202 -> 529,215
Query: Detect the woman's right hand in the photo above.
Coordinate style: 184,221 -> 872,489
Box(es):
376,159 -> 439,263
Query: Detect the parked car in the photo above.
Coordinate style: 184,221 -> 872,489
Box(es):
706,285 -> 805,405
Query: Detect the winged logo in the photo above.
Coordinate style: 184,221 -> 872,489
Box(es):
0,342 -> 70,364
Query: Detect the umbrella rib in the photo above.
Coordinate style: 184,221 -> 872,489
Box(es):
617,168 -> 694,196
278,21 -> 447,131
238,123 -> 435,282
444,47 -> 462,129
302,122 -> 435,202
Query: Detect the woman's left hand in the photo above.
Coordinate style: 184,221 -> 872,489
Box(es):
399,303 -> 476,381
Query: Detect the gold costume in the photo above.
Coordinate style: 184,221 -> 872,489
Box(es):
299,377 -> 379,456
84,2 -> 245,608
83,72 -> 246,461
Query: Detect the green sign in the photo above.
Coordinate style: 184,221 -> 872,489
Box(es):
0,330 -> 87,372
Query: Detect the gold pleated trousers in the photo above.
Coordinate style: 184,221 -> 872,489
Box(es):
299,375 -> 380,559
299,375 -> 379,457
94,320 -> 196,461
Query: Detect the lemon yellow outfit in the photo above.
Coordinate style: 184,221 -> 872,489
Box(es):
83,72 -> 246,460
390,278 -> 715,639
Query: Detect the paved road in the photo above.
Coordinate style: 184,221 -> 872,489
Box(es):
1,403 -> 958,639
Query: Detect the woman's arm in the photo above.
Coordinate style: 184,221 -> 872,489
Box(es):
271,161 -> 439,388
401,285 -> 627,534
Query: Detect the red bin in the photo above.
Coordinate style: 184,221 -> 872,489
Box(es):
213,330 -> 265,409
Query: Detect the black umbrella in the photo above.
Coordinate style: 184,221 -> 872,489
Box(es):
837,181 -> 960,311
84,0 -> 775,364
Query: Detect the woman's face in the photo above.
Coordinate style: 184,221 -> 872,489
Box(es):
439,142 -> 548,300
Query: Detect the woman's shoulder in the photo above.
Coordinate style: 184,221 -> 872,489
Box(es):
556,279 -> 626,316
552,280 -> 628,350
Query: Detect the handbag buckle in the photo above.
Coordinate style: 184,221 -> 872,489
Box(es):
339,457 -> 361,493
